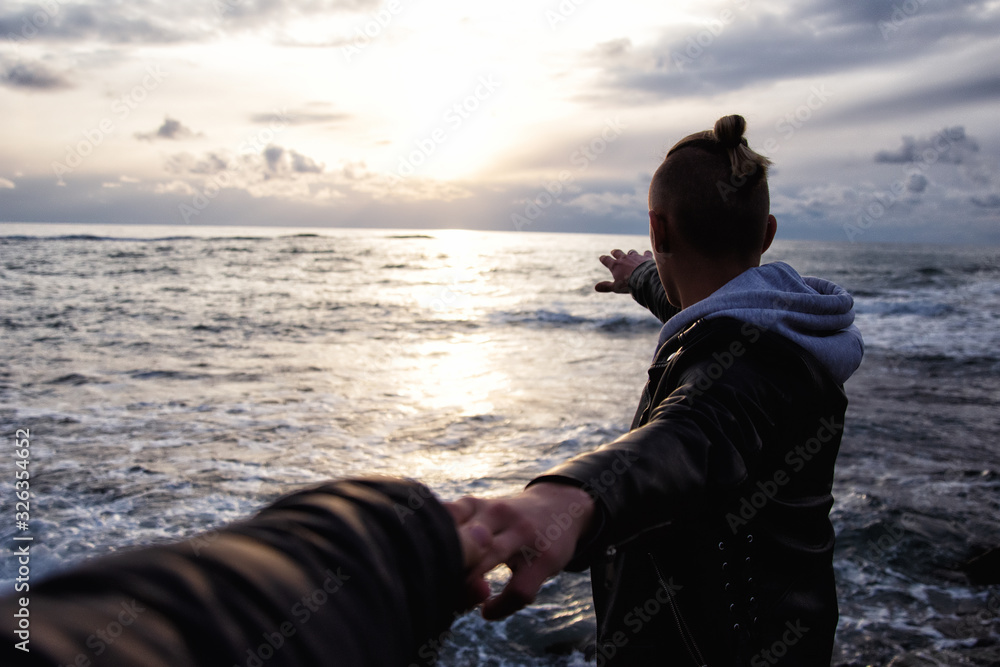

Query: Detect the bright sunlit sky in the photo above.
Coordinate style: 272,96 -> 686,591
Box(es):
2,0 -> 999,243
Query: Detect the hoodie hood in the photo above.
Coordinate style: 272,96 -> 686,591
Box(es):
655,261 -> 865,384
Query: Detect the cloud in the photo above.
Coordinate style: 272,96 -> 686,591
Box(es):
249,110 -> 351,125
564,188 -> 643,216
0,0 -> 384,46
874,127 -> 979,165
166,144 -> 325,186
0,60 -> 71,90
0,4 -> 187,44
971,194 -> 1000,208
154,180 -> 197,195
0,177 -> 15,189
829,71 -> 1000,122
290,151 -> 324,173
906,173 -> 928,193
262,146 -> 325,174
590,1 -> 1000,102
264,146 -> 285,172
136,117 -> 202,141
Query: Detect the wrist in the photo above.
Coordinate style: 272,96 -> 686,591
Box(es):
627,258 -> 656,294
523,482 -> 595,545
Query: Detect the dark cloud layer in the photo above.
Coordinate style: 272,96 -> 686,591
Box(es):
828,71 -> 1000,123
0,60 -> 70,90
971,194 -> 1000,208
874,127 -> 979,165
0,0 -> 382,45
0,4 -> 187,44
592,1 -> 1000,103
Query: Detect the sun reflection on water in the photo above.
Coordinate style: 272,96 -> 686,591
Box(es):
403,333 -> 510,415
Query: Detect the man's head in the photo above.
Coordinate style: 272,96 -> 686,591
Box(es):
647,114 -> 777,307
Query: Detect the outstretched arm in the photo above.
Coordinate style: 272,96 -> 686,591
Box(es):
595,249 -> 680,323
1,478 -> 482,667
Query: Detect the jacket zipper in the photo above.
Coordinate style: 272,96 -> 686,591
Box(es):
597,546 -> 622,642
649,552 -> 708,667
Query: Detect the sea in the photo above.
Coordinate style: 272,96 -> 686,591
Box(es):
1,224 -> 998,666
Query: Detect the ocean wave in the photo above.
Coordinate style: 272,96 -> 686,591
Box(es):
493,309 -> 661,332
854,300 -> 956,317
594,314 -> 663,333
0,234 -> 203,242
46,373 -> 105,386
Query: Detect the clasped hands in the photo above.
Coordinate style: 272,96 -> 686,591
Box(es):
446,483 -> 595,620
446,247 -> 647,620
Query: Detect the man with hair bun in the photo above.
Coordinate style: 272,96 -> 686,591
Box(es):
453,115 -> 864,664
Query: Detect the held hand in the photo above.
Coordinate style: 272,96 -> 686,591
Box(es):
445,484 -> 595,620
595,249 -> 653,293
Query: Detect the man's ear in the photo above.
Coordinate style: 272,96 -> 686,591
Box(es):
761,214 -> 777,254
649,211 -> 670,254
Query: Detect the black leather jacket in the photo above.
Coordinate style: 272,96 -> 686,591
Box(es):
532,262 -> 846,666
1,478 -> 464,667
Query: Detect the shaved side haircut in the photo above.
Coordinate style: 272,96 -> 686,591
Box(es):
649,115 -> 773,259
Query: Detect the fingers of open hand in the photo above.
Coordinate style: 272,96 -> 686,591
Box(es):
594,280 -> 615,293
597,250 -> 633,293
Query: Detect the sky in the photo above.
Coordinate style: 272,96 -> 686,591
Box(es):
1,0 -> 999,243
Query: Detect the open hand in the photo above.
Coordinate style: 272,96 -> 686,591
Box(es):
595,249 -> 653,293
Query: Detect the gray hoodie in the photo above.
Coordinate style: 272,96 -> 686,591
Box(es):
655,261 -> 865,385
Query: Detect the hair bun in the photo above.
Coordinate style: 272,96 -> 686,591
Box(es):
714,114 -> 747,149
